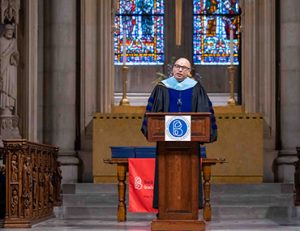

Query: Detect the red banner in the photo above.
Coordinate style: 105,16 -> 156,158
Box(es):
128,158 -> 158,213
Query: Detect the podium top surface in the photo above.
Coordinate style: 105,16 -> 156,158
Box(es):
146,112 -> 211,116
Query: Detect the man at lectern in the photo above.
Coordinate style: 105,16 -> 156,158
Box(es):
141,57 -> 218,210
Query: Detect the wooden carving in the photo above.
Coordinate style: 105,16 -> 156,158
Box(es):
44,167 -> 49,207
11,153 -> 18,182
22,156 -> 31,218
38,166 -> 44,210
32,164 -> 38,210
295,146 -> 300,206
0,148 -> 6,219
3,140 -> 61,228
11,187 -> 18,216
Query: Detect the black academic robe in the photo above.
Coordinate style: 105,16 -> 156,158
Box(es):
141,81 -> 218,209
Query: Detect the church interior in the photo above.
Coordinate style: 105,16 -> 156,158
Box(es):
0,0 -> 300,230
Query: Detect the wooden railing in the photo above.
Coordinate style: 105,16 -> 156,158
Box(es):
0,139 -> 62,228
0,151 -> 5,219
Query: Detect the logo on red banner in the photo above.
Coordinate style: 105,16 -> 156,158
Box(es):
128,158 -> 158,213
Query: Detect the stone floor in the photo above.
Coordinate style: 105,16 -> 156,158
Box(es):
1,217 -> 300,231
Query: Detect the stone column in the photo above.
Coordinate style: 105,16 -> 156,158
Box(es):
77,0 -> 114,182
276,0 -> 300,182
44,0 -> 79,183
97,0 -> 114,112
241,0 -> 277,181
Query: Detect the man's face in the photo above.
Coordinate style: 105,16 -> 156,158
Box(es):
172,58 -> 191,82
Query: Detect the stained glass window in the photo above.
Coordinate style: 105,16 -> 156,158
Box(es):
114,0 -> 164,65
193,0 -> 241,65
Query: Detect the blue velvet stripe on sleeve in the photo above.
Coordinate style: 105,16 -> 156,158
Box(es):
146,96 -> 154,112
148,96 -> 154,104
210,109 -> 217,130
141,95 -> 154,137
208,98 -> 218,141
146,105 -> 152,111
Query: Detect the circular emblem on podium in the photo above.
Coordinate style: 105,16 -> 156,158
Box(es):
166,116 -> 191,141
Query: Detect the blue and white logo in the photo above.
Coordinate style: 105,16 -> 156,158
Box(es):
169,119 -> 187,137
165,116 -> 191,141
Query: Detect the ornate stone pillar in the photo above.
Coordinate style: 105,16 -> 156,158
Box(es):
0,0 -> 21,145
44,0 -> 79,183
78,0 -> 114,181
276,0 -> 300,182
241,0 -> 277,181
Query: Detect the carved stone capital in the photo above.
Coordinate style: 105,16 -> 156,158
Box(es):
0,115 -> 21,146
0,0 -> 20,24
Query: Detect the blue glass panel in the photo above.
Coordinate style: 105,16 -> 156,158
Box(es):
115,0 -> 164,65
193,0 -> 241,65
193,0 -> 240,15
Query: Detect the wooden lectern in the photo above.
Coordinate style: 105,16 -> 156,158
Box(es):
146,112 -> 211,231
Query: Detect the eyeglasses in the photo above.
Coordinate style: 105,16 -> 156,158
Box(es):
173,64 -> 190,71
